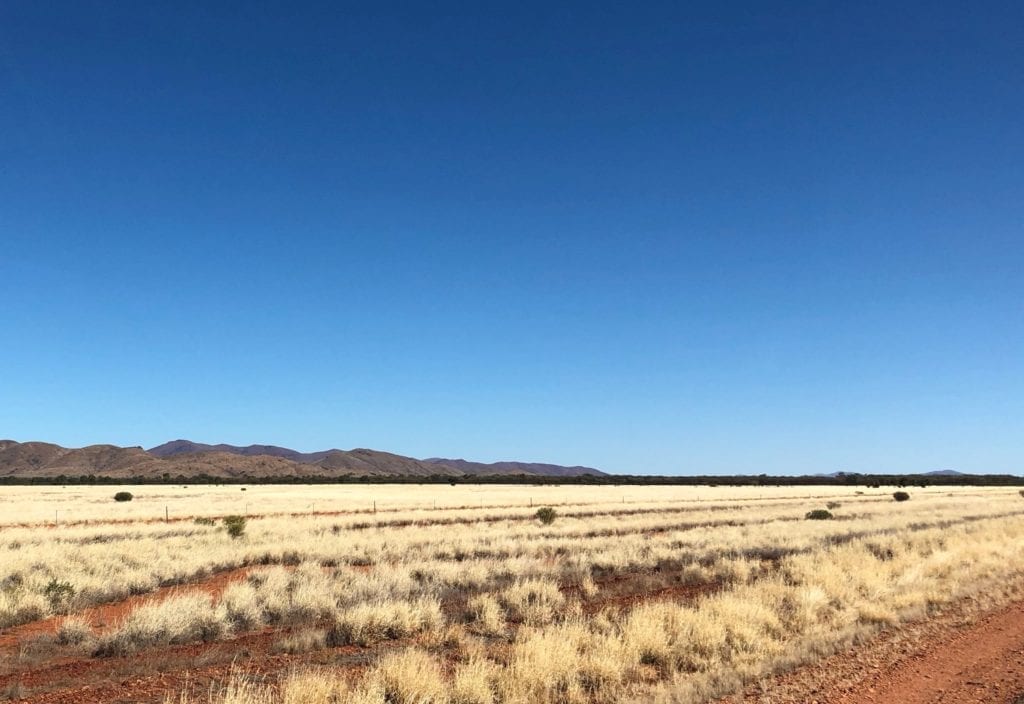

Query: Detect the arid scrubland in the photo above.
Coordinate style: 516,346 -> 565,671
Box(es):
2,485 -> 1024,703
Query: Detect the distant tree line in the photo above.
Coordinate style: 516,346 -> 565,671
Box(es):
1,472 -> 1021,487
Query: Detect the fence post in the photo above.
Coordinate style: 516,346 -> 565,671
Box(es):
165,506 -> 169,523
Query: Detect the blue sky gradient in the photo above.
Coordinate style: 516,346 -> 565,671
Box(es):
1,2 -> 1022,474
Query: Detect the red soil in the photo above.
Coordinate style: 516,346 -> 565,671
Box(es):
721,594 -> 1024,704
834,598 -> 1024,704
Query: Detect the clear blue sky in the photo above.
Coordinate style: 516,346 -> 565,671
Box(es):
1,2 -> 1021,475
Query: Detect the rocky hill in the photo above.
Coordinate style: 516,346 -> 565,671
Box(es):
0,439 -> 604,479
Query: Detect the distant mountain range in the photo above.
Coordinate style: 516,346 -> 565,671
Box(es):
818,469 -> 968,478
0,439 -> 606,479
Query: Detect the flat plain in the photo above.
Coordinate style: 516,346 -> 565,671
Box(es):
2,484 -> 1023,703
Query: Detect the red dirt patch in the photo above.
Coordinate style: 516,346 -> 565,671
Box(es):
837,599 -> 1024,704
563,570 -> 723,614
720,592 -> 1024,704
582,580 -> 722,614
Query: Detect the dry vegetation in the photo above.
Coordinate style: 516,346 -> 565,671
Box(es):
2,485 -> 1023,703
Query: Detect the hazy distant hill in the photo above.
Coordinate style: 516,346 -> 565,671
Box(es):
0,439 -> 603,479
148,440 -> 338,463
148,440 -> 600,477
424,457 -> 606,477
817,469 -> 969,478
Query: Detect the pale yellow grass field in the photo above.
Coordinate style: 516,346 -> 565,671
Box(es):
2,484 -> 1022,704
0,482 -> 1002,525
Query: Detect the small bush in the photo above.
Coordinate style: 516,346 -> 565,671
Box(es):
826,501 -> 841,509
113,492 -> 133,502
193,517 -> 216,526
1019,489 -> 1024,498
535,507 -> 557,525
805,509 -> 833,520
893,491 -> 911,502
223,515 -> 247,538
43,578 -> 76,613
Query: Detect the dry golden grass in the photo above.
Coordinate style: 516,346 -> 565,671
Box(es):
3,485 -> 1024,703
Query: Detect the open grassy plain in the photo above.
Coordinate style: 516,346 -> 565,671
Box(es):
1,485 -> 1023,703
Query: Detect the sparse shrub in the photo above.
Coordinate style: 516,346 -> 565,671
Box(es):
223,515 -> 247,538
805,509 -> 833,520
893,491 -> 910,502
193,517 -> 216,526
535,507 -> 557,525
43,578 -> 75,613
826,501 -> 841,509
1019,489 -> 1024,498
113,491 -> 133,502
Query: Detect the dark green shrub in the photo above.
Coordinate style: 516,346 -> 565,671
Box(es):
535,507 -> 557,525
193,517 -> 216,526
893,491 -> 910,502
805,509 -> 833,520
43,578 -> 75,612
113,492 -> 133,502
223,515 -> 247,538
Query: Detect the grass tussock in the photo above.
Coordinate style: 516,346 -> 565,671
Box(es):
270,628 -> 327,655
327,597 -> 444,646
500,578 -> 565,626
93,593 -> 226,656
55,615 -> 92,646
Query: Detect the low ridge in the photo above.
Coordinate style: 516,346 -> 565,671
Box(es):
0,439 -> 604,479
